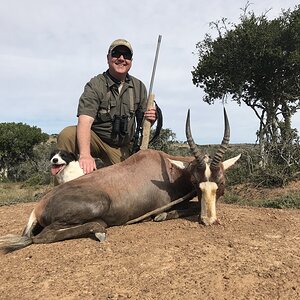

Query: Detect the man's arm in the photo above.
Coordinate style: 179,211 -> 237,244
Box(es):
77,115 -> 97,174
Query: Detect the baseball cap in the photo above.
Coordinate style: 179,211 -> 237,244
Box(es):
108,39 -> 133,55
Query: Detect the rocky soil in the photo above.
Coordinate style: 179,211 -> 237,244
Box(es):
0,200 -> 299,300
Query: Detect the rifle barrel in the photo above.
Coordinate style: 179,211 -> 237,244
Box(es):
148,35 -> 162,96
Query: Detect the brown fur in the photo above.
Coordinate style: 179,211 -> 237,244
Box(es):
0,149 -> 196,253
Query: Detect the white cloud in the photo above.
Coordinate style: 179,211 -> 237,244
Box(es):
0,0 -> 299,143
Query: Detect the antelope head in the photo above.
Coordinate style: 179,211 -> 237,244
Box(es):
185,108 -> 241,225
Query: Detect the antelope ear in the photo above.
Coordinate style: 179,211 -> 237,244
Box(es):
168,159 -> 189,170
222,154 -> 241,170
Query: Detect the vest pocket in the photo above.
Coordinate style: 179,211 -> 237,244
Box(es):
97,100 -> 111,121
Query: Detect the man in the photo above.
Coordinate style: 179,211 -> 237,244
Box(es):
57,39 -> 157,175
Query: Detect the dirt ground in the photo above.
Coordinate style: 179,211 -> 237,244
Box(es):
0,195 -> 299,300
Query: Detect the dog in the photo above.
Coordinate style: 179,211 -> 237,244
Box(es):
50,149 -> 105,184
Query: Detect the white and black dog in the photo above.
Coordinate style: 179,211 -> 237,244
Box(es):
50,149 -> 105,184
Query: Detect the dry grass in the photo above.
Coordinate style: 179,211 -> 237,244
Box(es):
0,182 -> 51,206
224,180 -> 300,209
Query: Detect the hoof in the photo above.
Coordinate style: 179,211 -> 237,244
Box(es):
95,232 -> 106,242
199,216 -> 220,226
213,219 -> 221,225
154,212 -> 168,222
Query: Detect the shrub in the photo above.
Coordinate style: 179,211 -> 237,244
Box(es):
260,195 -> 300,209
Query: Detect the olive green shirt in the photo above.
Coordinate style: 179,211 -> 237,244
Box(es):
77,71 -> 147,147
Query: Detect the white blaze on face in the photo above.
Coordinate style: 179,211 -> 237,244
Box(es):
199,155 -> 241,225
50,153 -> 67,176
199,180 -> 218,226
51,153 -> 66,165
204,161 -> 212,180
169,155 -> 241,226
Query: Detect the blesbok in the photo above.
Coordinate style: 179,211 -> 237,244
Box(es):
133,108 -> 240,225
182,108 -> 241,225
0,109 -> 240,253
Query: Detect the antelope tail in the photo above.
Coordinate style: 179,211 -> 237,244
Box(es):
0,234 -> 33,254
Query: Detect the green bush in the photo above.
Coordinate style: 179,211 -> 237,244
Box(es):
24,173 -> 51,186
8,142 -> 55,184
0,122 -> 49,181
260,195 -> 300,209
222,192 -> 245,205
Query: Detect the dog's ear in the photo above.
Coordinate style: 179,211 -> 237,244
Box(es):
49,149 -> 57,160
70,152 -> 78,161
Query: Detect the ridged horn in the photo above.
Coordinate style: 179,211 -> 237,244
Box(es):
185,109 -> 206,168
210,107 -> 230,167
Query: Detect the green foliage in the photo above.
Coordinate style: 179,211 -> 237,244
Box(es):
13,142 -> 56,184
24,173 -> 51,186
0,122 -> 48,181
248,136 -> 300,187
223,141 -> 300,188
149,128 -> 178,154
192,4 -> 300,148
261,195 -> 300,209
223,192 -> 247,206
223,191 -> 300,209
215,145 -> 250,185
192,4 -> 300,107
191,4 -> 300,187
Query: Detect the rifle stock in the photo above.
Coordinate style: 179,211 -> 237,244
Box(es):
140,93 -> 155,150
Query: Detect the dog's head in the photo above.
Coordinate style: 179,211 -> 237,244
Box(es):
50,149 -> 78,176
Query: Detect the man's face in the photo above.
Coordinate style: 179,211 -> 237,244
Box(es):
107,45 -> 133,79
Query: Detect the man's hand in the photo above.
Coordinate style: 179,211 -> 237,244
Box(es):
77,115 -> 95,174
144,107 -> 157,124
79,154 -> 96,174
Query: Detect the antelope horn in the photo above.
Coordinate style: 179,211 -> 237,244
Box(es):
185,109 -> 206,168
211,107 -> 230,167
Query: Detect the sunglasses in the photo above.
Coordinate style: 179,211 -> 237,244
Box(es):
111,49 -> 133,60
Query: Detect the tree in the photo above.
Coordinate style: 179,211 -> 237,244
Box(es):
149,128 -> 177,153
192,3 -> 300,166
0,122 -> 48,180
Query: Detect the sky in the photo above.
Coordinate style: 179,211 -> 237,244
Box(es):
0,0 -> 299,144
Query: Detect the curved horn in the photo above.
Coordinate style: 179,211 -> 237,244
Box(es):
185,109 -> 206,168
211,107 -> 230,167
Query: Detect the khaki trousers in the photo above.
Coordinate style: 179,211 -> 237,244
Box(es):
56,126 -> 131,166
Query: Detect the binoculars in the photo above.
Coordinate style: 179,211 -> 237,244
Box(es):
112,115 -> 129,136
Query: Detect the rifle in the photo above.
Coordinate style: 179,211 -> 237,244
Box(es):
131,101 -> 163,154
140,35 -> 162,150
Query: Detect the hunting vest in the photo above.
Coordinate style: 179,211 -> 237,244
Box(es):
77,71 -> 147,147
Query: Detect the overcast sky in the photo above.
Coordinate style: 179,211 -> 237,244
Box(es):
0,0 -> 299,144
